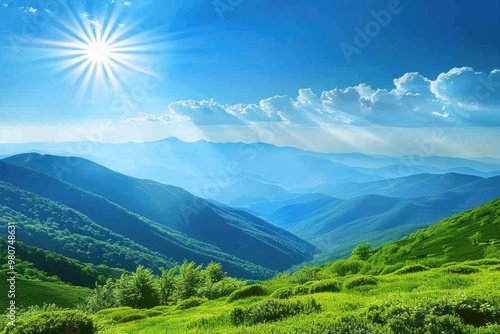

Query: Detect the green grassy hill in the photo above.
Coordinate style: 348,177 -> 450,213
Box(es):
3,197 -> 499,334
0,271 -> 89,310
368,197 -> 500,272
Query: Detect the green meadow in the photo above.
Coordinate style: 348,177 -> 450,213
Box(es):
1,198 -> 499,334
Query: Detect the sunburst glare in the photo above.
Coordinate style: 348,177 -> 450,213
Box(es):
32,4 -> 168,102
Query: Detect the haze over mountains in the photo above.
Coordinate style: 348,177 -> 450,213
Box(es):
0,155 -> 316,279
1,138 -> 500,272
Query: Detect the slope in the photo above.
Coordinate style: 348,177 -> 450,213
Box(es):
368,197 -> 500,270
1,156 -> 315,274
266,176 -> 500,260
0,164 -> 274,279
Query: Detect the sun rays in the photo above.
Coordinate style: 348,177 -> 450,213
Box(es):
31,3 -> 167,102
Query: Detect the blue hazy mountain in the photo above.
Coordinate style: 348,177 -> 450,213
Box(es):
0,156 -> 316,278
292,173 -> 483,199
1,139 -> 499,198
265,175 -> 500,260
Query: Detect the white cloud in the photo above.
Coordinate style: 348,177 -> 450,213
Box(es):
28,7 -> 37,13
126,67 -> 500,127
80,11 -> 102,30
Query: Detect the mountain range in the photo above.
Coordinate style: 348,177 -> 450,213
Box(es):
1,139 -> 500,274
0,154 -> 316,279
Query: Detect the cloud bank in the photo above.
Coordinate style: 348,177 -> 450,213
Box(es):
126,67 -> 500,127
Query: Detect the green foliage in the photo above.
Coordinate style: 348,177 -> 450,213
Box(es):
352,243 -> 372,260
159,266 -> 178,305
289,266 -> 322,284
199,277 -> 245,300
395,264 -> 430,275
469,232 -> 483,246
227,284 -> 268,302
425,315 -> 468,334
0,239 -> 125,288
60,198 -> 500,333
4,310 -> 96,334
81,279 -> 118,313
176,260 -> 203,300
292,285 -> 310,296
464,258 -> 500,266
0,272 -> 89,311
326,259 -> 368,276
344,276 -> 378,290
205,261 -> 226,284
308,279 -> 341,294
230,298 -> 321,326
0,182 -> 175,276
115,266 -> 160,309
366,295 -> 500,330
368,198 -> 500,273
271,287 -> 294,299
444,265 -> 480,275
175,297 -> 208,310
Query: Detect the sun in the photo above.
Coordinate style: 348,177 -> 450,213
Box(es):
85,40 -> 113,65
33,5 -> 166,101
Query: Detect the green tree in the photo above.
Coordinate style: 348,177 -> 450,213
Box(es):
205,262 -> 225,285
176,260 -> 203,300
468,232 -> 482,246
352,243 -> 371,260
116,265 -> 160,309
83,279 -> 118,313
159,266 -> 178,305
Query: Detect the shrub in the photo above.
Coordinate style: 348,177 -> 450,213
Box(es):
424,315 -> 468,334
292,285 -> 309,296
291,266 -> 322,284
116,313 -> 147,323
103,309 -> 142,322
4,310 -> 96,334
199,277 -> 245,300
94,306 -> 133,316
143,310 -> 163,317
115,266 -> 160,309
309,279 -> 341,294
327,259 -> 366,276
465,258 -> 500,266
444,265 -> 480,274
351,243 -> 371,260
313,315 -> 384,332
344,276 -> 378,290
230,298 -> 321,326
395,264 -> 430,275
366,296 -> 500,331
175,297 -> 208,310
379,262 -> 405,275
227,284 -> 267,302
271,287 -> 294,299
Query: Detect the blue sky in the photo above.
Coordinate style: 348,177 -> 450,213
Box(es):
0,0 -> 499,156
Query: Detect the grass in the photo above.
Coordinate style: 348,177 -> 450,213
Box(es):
0,271 -> 89,310
94,265 -> 500,333
2,193 -> 499,333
